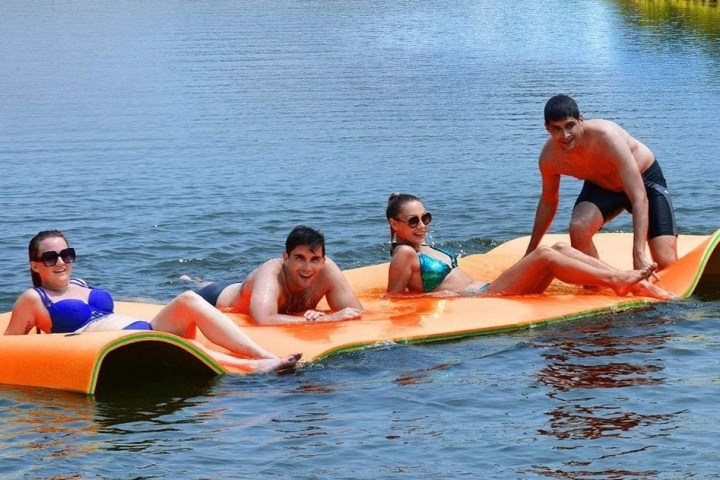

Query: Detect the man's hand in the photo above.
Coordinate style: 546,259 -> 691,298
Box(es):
303,307 -> 362,322
634,254 -> 660,280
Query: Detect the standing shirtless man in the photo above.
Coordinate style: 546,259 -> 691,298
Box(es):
192,225 -> 363,324
525,95 -> 678,271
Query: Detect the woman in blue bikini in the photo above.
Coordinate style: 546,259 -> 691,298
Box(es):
385,193 -> 674,299
4,230 -> 301,373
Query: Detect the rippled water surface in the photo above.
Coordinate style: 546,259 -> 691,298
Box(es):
1,0 -> 720,478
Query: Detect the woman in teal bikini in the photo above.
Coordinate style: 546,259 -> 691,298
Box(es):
385,193 -> 674,299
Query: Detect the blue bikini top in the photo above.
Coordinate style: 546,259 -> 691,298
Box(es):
34,279 -> 115,334
418,246 -> 458,292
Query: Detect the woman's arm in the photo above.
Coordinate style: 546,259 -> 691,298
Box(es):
4,291 -> 48,335
387,247 -> 418,294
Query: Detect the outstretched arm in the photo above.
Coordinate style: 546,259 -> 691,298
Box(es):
608,135 -> 651,270
525,165 -> 561,255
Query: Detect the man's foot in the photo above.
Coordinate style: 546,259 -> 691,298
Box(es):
179,275 -> 210,287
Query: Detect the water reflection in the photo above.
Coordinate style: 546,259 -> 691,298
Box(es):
614,0 -> 720,42
535,314 -> 674,390
393,362 -> 452,386
537,321 -> 668,393
0,387 -> 97,461
540,401 -> 683,441
0,377 -> 220,469
532,312 -> 681,477
273,409 -> 333,442
532,465 -> 659,478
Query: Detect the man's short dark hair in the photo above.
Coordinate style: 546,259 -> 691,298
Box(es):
286,225 -> 325,256
544,94 -> 581,124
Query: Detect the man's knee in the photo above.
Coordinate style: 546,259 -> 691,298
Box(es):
649,236 -> 678,269
569,204 -> 603,247
568,219 -> 596,246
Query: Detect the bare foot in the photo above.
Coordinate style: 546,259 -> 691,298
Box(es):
179,275 -> 210,287
630,280 -> 677,301
253,353 -> 302,374
612,266 -> 656,296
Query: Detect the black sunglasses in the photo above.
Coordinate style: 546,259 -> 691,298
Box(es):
396,212 -> 432,228
34,248 -> 76,267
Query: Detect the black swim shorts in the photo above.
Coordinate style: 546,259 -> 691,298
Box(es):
574,160 -> 678,239
195,280 -> 237,306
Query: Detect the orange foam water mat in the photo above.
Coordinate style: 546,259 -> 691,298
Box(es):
1,230 -> 718,395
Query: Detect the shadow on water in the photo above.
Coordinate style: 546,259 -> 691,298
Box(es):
92,353 -> 222,434
93,375 -> 219,427
89,339 -> 222,428
75,340 -> 223,432
527,312 -> 682,478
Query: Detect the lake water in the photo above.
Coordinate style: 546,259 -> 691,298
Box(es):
1,0 -> 720,478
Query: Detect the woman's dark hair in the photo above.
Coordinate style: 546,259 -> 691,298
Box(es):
286,225 -> 325,256
28,230 -> 68,287
386,192 -> 421,243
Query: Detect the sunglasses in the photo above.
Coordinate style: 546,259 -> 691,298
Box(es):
34,248 -> 76,267
396,212 -> 432,228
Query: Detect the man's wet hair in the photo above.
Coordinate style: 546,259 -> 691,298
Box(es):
286,225 -> 325,256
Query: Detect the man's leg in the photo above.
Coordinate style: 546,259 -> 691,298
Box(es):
568,201 -> 606,259
649,235 -> 678,270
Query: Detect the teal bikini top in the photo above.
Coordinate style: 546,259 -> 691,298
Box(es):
392,243 -> 459,292
418,246 -> 458,292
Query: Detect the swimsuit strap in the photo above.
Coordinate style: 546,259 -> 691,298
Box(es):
427,245 -> 458,268
33,278 -> 91,307
33,287 -> 53,309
